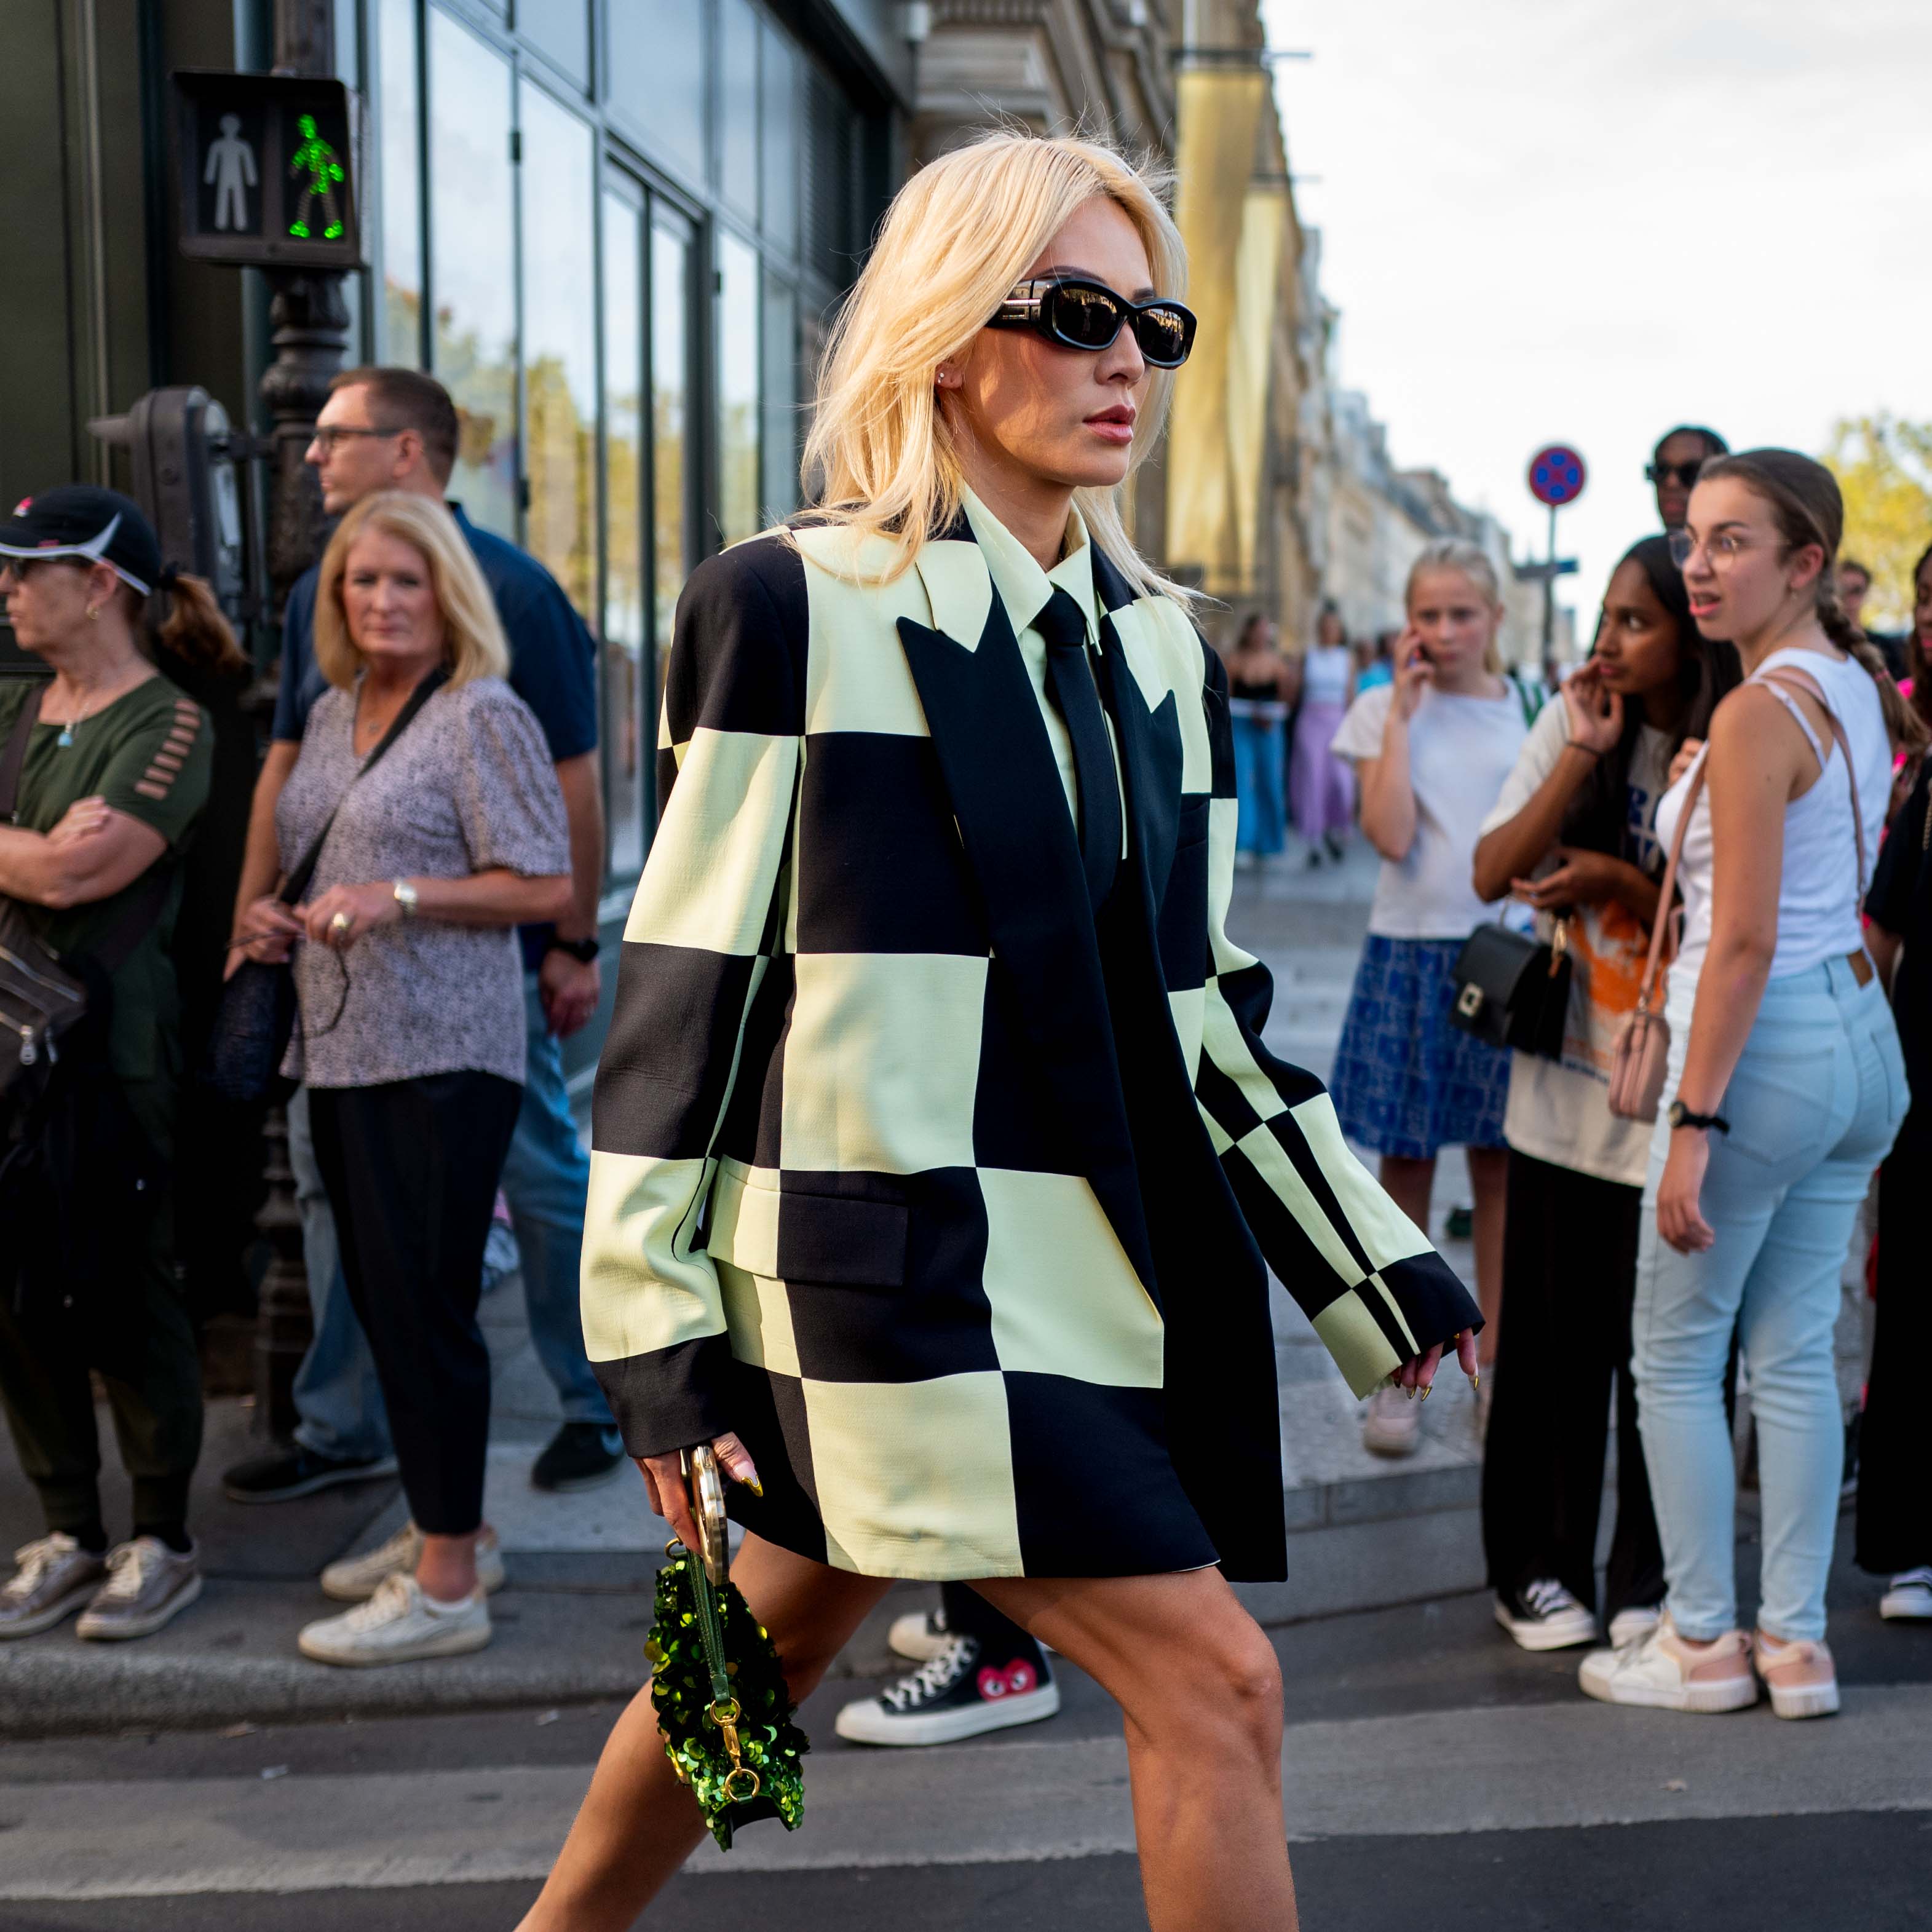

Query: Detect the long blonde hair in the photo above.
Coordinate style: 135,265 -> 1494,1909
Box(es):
801,129 -> 1190,604
314,491 -> 510,690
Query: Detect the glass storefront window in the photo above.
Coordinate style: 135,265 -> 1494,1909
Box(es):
519,85 -> 596,619
716,231 -> 760,545
603,188 -> 647,877
609,0 -> 707,188
720,0 -> 759,221
377,0 -> 422,366
758,20 -> 798,256
518,0 -> 589,86
429,11 -> 517,536
652,216 -> 694,670
761,272 -> 798,520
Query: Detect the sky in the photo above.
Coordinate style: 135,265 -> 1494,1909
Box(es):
1259,0 -> 1932,636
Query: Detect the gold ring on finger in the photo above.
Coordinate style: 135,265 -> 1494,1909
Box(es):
330,911 -> 353,938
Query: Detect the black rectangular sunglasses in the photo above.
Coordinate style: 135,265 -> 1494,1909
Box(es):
987,277 -> 1197,369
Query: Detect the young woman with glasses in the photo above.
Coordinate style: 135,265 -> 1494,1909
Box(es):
520,131 -> 1478,1932
1472,537 -> 1738,1653
234,491 -> 572,1668
1580,452 -> 1923,1720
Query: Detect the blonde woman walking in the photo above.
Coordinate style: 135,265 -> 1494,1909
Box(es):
523,132 -> 1477,1932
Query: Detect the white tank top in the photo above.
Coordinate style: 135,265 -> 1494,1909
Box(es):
1654,647 -> 1891,1020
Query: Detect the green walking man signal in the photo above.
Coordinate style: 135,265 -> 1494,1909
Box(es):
287,114 -> 346,242
172,71 -> 365,270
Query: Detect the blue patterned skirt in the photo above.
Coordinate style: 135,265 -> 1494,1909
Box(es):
1330,935 -> 1510,1159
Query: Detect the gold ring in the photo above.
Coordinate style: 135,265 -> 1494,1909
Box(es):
330,911 -> 353,936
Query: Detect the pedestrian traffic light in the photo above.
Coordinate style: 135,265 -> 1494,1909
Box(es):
171,71 -> 365,271
88,389 -> 252,622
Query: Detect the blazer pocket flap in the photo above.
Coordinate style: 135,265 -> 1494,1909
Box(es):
777,1190 -> 909,1289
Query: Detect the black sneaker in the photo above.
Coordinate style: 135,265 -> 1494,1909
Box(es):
887,1604 -> 952,1663
531,1422 -> 626,1493
834,1634 -> 1059,1746
1493,1578 -> 1598,1652
223,1446 -> 398,1504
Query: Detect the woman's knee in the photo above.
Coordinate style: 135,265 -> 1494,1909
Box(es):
1136,1610 -> 1283,1764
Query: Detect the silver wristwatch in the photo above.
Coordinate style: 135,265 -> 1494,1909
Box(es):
392,879 -> 419,919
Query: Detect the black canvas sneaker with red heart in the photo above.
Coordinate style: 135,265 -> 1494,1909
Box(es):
834,1632 -> 1059,1746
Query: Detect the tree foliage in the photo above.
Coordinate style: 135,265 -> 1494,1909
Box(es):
1822,415 -> 1932,630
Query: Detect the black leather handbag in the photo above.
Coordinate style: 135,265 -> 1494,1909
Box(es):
1448,916 -> 1572,1061
201,667 -> 447,1103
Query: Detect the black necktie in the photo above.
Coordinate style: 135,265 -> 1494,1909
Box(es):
1035,587 -> 1122,914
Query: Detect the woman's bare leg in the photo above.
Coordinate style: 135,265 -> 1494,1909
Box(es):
1467,1144 -> 1508,1369
517,1533 -> 889,1931
977,1569 -> 1295,1932
1377,1153 -> 1436,1243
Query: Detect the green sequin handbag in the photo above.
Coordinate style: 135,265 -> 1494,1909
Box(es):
646,1444 -> 809,1851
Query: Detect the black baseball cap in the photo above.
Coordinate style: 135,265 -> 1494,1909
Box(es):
0,486 -> 167,597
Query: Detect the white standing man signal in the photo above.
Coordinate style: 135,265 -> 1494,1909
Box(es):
204,114 -> 258,232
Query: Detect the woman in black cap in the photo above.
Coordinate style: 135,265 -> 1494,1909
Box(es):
0,485 -> 245,1643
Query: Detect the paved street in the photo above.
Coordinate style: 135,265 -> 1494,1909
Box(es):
2,847 -> 1928,1930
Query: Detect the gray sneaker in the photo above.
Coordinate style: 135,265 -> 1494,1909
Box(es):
74,1537 -> 203,1641
0,1534 -> 108,1639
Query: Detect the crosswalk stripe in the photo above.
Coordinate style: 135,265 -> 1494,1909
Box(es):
2,1687 -> 1928,1901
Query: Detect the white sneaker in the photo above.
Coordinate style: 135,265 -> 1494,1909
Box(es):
889,1605 -> 953,1663
1879,1567 -> 1932,1621
74,1538 -> 203,1641
298,1572 -> 491,1667
1495,1579 -> 1598,1651
320,1522 -> 505,1602
1607,1604 -> 1663,1649
0,1534 -> 108,1639
1752,1628 -> 1840,1720
1578,1614 -> 1757,1714
1361,1384 -> 1420,1458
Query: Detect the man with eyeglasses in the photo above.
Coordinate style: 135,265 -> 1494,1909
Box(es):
1647,425 -> 1730,533
221,365 -> 629,1520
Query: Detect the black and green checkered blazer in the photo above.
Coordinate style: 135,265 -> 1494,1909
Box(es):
582,517 -> 1480,1583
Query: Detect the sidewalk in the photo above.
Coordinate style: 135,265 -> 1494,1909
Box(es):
0,839 -> 1491,1736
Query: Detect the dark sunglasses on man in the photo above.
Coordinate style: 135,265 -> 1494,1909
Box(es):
988,277 -> 1198,369
1645,457 -> 1706,489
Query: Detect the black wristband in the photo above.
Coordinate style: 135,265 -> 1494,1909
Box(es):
1668,1099 -> 1730,1134
546,935 -> 601,964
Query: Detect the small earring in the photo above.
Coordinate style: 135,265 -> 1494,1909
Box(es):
85,605 -> 101,621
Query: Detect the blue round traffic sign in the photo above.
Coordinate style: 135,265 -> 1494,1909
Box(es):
1528,445 -> 1586,508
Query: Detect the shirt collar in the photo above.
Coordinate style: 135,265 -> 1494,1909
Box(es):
959,484 -> 1099,648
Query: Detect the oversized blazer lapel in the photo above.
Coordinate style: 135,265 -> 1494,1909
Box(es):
1090,547 -> 1185,919
895,528 -> 1158,1294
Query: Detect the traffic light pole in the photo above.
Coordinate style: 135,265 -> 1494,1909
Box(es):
251,0 -> 347,1439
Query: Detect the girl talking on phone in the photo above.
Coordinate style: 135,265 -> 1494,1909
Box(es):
1329,541 -> 1531,1455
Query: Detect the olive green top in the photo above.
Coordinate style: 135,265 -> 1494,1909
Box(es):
0,675 -> 213,1085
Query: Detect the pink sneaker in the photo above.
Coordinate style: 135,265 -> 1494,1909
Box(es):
1578,1614 -> 1757,1713
1752,1630 -> 1839,1720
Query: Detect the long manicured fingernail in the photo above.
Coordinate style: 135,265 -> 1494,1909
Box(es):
1419,1383 -> 1431,1401
1472,1372 -> 1481,1392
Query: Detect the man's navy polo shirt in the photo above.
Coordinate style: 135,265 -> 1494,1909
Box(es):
274,501 -> 598,970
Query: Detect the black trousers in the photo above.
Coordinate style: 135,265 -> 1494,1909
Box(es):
1481,1149 -> 1665,1618
1856,1115 -> 1929,1576
309,1072 -> 521,1537
0,1077 -> 201,1541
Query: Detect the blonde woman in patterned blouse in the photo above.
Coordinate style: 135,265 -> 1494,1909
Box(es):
236,491 -> 571,1668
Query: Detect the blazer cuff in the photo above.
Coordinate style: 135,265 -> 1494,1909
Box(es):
591,1334 -> 738,1460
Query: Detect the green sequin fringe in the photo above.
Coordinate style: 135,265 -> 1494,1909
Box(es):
646,1554 -> 810,1851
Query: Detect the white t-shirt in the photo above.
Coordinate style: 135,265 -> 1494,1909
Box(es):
1655,647 -> 1893,1027
1331,680 -> 1529,940
1301,644 -> 1353,708
1479,700 -> 1673,1187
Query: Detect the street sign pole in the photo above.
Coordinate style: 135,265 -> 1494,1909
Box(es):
1526,444 -> 1587,677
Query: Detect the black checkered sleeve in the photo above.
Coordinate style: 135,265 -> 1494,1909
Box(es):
582,538 -> 808,1457
1192,645 -> 1481,1395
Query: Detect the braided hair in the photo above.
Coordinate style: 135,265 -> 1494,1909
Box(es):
1696,449 -> 1929,756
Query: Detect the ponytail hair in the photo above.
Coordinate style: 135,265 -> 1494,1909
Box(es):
1697,449 -> 1929,757
154,571 -> 248,677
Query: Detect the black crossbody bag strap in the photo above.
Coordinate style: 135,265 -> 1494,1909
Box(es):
278,666 -> 449,908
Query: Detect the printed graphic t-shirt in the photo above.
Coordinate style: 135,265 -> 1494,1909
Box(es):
1479,699 -> 1672,1187
1331,679 -> 1527,940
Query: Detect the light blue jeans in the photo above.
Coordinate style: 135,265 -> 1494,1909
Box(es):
290,972 -> 614,1462
1633,956 -> 1908,1642
1231,713 -> 1286,855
